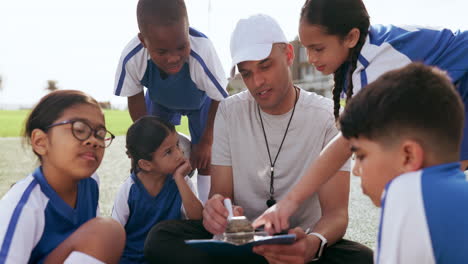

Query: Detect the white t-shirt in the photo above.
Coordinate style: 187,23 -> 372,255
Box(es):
212,88 -> 350,230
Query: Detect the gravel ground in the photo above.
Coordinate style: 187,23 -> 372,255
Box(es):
0,136 -> 378,249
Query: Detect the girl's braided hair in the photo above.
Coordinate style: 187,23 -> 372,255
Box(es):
300,0 -> 370,119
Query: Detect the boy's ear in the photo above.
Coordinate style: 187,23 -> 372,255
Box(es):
345,28 -> 360,49
31,128 -> 48,156
137,158 -> 152,171
138,33 -> 147,48
400,140 -> 424,172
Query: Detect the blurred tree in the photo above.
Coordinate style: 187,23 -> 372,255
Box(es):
45,80 -> 59,92
0,75 -> 3,91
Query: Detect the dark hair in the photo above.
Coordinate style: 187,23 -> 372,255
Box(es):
137,0 -> 188,33
339,63 -> 464,160
126,116 -> 176,172
24,90 -> 100,158
300,0 -> 370,119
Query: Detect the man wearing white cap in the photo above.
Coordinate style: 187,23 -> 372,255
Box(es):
144,14 -> 372,264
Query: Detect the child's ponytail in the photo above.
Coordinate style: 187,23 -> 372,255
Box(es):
332,66 -> 345,119
344,30 -> 367,111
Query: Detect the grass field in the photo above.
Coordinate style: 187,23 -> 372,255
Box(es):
0,110 -> 189,137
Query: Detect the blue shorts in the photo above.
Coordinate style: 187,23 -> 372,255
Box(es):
145,92 -> 211,144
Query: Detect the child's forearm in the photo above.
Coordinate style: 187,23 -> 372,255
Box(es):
175,177 -> 204,219
286,134 -> 352,203
199,100 -> 219,144
127,92 -> 147,122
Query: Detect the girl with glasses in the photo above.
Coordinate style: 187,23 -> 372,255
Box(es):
112,116 -> 203,264
0,90 -> 124,263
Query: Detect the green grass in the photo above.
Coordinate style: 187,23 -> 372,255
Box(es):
103,110 -> 133,136
0,110 -> 189,137
0,110 -> 29,137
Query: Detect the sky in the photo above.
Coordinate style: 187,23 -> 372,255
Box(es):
0,0 -> 466,109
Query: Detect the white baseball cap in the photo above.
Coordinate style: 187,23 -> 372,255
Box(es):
229,14 -> 288,77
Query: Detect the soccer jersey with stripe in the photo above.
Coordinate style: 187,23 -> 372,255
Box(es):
0,167 -> 99,264
376,163 -> 468,263
111,172 -> 197,264
345,25 -> 468,158
114,27 -> 228,110
350,25 -> 468,93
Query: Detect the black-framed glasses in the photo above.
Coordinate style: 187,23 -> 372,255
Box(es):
46,119 -> 115,148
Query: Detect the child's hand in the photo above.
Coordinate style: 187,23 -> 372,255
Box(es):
174,159 -> 192,180
252,198 -> 300,235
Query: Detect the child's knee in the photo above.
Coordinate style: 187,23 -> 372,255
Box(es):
75,217 -> 125,262
89,217 -> 126,246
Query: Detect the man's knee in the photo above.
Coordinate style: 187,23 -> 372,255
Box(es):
144,220 -> 181,262
144,220 -> 214,264
144,220 -> 182,254
147,219 -> 182,240
322,239 -> 374,264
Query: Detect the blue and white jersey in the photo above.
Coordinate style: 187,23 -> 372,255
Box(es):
0,167 -> 99,264
111,172 -> 197,264
376,162 -> 468,264
351,25 -> 468,93
114,27 -> 228,111
348,25 -> 468,159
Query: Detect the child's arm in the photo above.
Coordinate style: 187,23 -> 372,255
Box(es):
114,36 -> 149,122
0,201 -> 43,263
127,92 -> 147,122
189,36 -> 228,170
253,134 -> 352,231
191,100 -> 219,169
90,173 -> 101,216
111,178 -> 133,227
173,160 -> 203,220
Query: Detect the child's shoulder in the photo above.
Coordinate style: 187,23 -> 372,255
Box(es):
118,36 -> 148,67
188,27 -> 208,39
88,172 -> 100,185
420,164 -> 468,202
1,175 -> 48,216
188,27 -> 216,54
367,24 -> 459,55
116,174 -> 138,195
383,170 -> 425,215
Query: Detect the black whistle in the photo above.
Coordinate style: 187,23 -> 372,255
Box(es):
266,198 -> 276,208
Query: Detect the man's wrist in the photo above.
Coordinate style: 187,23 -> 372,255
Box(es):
308,232 -> 328,261
305,234 -> 321,262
